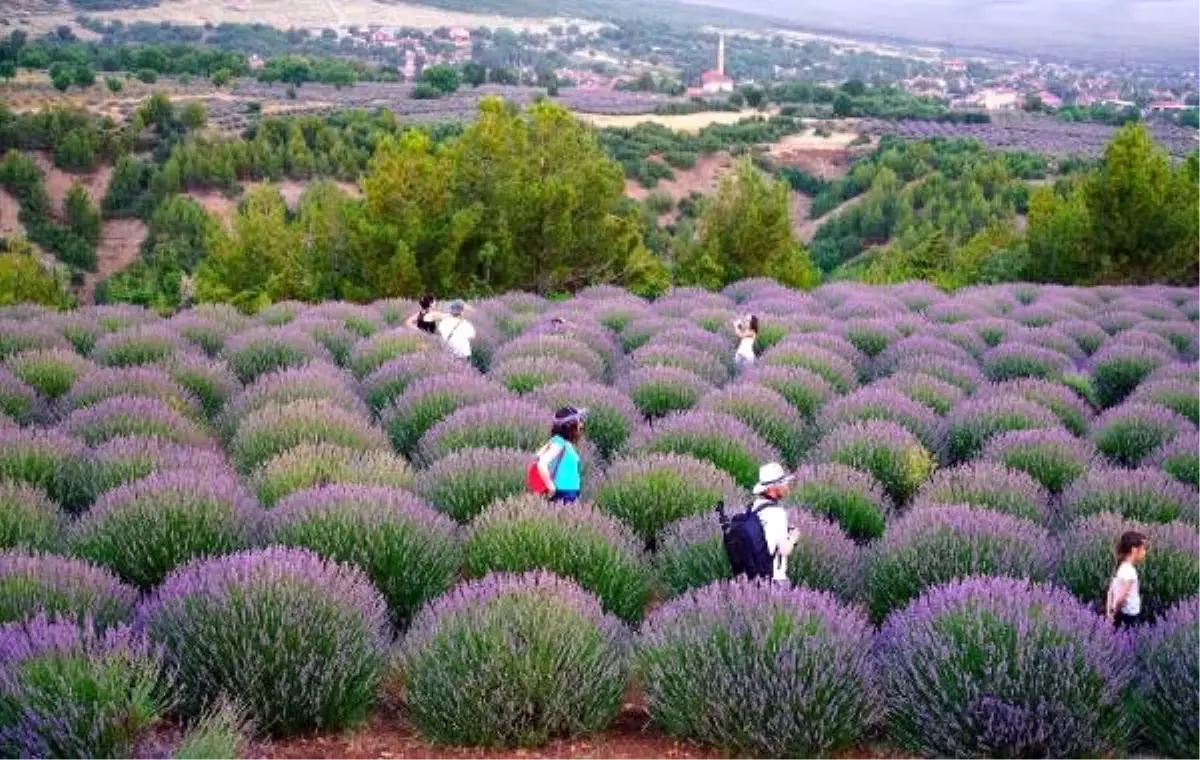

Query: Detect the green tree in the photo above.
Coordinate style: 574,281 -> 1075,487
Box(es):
211,68 -> 233,87
462,61 -> 486,87
103,155 -> 151,217
136,69 -> 157,84
105,76 -> 123,94
73,65 -> 96,89
181,101 -> 207,131
64,183 -> 101,247
421,64 -> 460,94
51,69 -> 72,92
196,185 -> 301,311
0,238 -> 70,307
0,62 -> 15,82
694,158 -> 819,289
1024,183 -> 1093,284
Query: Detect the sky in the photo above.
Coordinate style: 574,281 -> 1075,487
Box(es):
677,0 -> 1200,64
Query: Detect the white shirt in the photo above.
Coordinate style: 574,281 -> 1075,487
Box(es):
754,497 -> 790,582
735,337 -> 756,364
1110,561 -> 1140,615
437,316 -> 475,359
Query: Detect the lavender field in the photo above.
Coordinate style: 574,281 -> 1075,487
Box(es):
0,280 -> 1197,758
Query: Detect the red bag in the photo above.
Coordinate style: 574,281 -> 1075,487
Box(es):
527,445 -> 564,495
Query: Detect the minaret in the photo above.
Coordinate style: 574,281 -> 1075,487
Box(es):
717,33 -> 725,76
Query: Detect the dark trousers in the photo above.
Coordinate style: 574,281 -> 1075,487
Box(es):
550,490 -> 579,504
1114,611 -> 1142,629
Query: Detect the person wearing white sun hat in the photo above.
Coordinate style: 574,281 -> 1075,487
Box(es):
752,462 -> 799,583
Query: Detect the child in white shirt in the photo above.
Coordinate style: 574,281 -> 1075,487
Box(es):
1106,530 -> 1148,629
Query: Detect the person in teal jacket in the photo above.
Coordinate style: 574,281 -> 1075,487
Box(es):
535,407 -> 587,503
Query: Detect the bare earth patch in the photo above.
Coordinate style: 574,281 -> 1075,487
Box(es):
30,154 -> 113,219
79,218 -> 149,304
624,153 -> 735,204
187,179 -> 362,226
0,188 -> 23,240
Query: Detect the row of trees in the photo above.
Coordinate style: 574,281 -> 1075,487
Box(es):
0,151 -> 101,272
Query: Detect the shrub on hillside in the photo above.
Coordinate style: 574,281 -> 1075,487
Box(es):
0,482 -> 61,552
0,552 -> 135,629
62,395 -> 210,447
876,335 -> 975,378
1056,513 -> 1197,616
842,318 -> 902,359
400,572 -> 629,747
362,352 -> 469,411
1090,343 -> 1175,408
230,399 -> 387,474
638,579 -> 878,757
266,485 -> 459,624
590,453 -> 739,545
416,399 -> 550,465
222,327 -> 332,384
945,394 -> 1061,463
161,353 -> 242,418
217,362 -> 366,440
914,462 -> 1050,524
979,428 -> 1095,493
865,505 -> 1053,620
413,447 -> 529,523
1058,318 -> 1109,355
531,381 -> 640,460
788,463 -> 894,542
0,616 -> 168,759
169,312 -> 237,357
91,325 -> 191,368
1133,600 -> 1199,758
138,547 -> 390,736
293,318 -> 358,367
876,577 -> 1132,757
0,428 -> 94,512
1059,466 -> 1198,526
70,470 -> 258,589
645,326 -> 730,361
813,420 -> 935,506
699,384 -> 809,466
5,348 -> 94,399
49,313 -> 102,356
1150,432 -> 1199,487
976,378 -> 1095,437
464,495 -> 651,622
383,374 -> 510,456
253,443 -> 414,508
739,364 -> 835,418
776,333 -> 870,377
623,365 -> 712,419
492,334 -> 606,382
1092,402 -> 1192,467
627,411 -> 779,488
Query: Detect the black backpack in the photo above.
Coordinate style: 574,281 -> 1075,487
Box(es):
716,500 -> 775,580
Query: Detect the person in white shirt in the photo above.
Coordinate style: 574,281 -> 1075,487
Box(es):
733,314 -> 759,370
751,462 -> 800,583
1106,530 -> 1148,628
437,300 -> 475,361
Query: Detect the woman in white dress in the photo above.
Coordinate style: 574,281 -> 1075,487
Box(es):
734,314 -> 759,370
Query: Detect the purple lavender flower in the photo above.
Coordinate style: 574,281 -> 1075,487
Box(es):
0,551 -> 136,629
945,393 -> 1062,463
980,428 -> 1097,494
492,334 -> 607,382
414,447 -> 530,522
347,327 -> 438,378
137,547 -> 389,735
222,326 -> 333,384
1091,402 -> 1193,467
976,378 -> 1096,437
92,435 -> 232,495
638,577 -> 879,757
622,365 -> 713,419
5,348 -> 95,399
91,324 -> 194,368
1057,318 -> 1109,356
489,355 -> 591,395
61,394 -> 211,448
362,351 -> 471,411
875,576 -> 1132,757
644,326 -> 730,364
70,470 -> 259,589
774,333 -> 870,376
788,462 -> 894,542
738,363 -> 835,418
982,342 -> 1075,382
216,361 -> 366,440
1090,341 -> 1176,408
160,353 -> 242,419
266,484 -> 459,623
415,398 -> 550,466
891,353 -> 986,394
253,300 -> 307,326
842,318 -> 903,359
1133,599 -> 1199,758
62,365 -> 204,419
0,319 -> 72,360
915,461 -> 1051,524
813,420 -> 936,505
0,427 -> 94,511
400,571 -> 629,747
230,398 -> 387,474
876,335 -> 978,378
1060,466 -> 1199,526
761,344 -> 859,394
1149,431 -> 1199,487
530,381 -> 640,460
1129,377 -> 1200,425
874,371 -> 965,416
0,481 -> 61,552
818,386 -> 945,453
0,367 -> 43,425
627,410 -> 780,489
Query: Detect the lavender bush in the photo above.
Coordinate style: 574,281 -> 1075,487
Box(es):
891,354 -> 985,394
137,547 -> 390,736
222,327 -> 332,384
216,362 -> 366,440
347,329 -> 435,378
875,371 -> 964,415
739,364 -> 835,418
91,325 -> 190,368
0,428 -> 94,512
980,428 -> 1096,493
531,381 -> 640,460
699,384 -> 809,466
1090,343 -> 1176,408
266,485 -> 459,624
415,399 -> 550,465
631,343 -> 729,387
1060,466 -> 1199,526
5,349 -> 94,400
464,495 -> 651,622
400,572 -> 629,747
0,552 -> 135,629
91,436 -> 231,496
623,365 -> 712,419
230,399 -> 388,474
866,505 -> 1054,620
1091,402 -> 1193,467
876,577 -> 1132,757
977,378 -> 1095,437
382,373 -> 510,456
0,320 -> 70,360
161,354 -> 242,419
627,411 -> 779,488
982,342 -> 1074,382
61,395 -> 210,447
70,470 -> 258,589
1133,600 -> 1199,758
915,462 -> 1051,524
0,616 -> 168,759
1129,377 -> 1200,425
813,420 -> 936,505
0,483 -> 60,552
413,447 -> 530,523
361,352 -> 467,411
788,463 -> 894,542
64,366 -> 204,422
762,344 -> 859,394
945,394 -> 1062,463
1056,514 -> 1197,616
0,368 -> 42,425
1150,432 -> 1199,487
590,454 -> 739,545
818,386 -> 944,454
253,442 -> 414,508
492,335 -> 606,383
638,578 -> 878,757
489,355 -> 591,395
